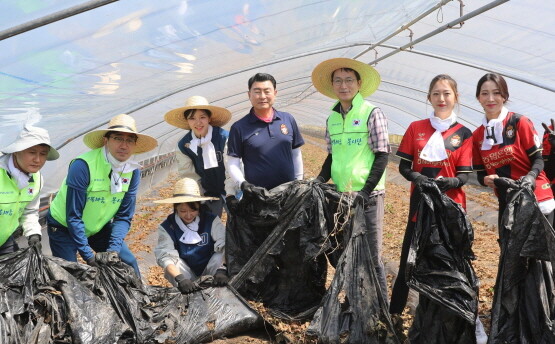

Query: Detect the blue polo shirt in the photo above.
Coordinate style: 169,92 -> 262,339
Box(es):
227,108 -> 304,189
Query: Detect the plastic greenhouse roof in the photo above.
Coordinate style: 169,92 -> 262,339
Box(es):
1,0 -> 554,193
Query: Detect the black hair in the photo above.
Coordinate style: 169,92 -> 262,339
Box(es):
476,73 -> 509,102
103,131 -> 138,140
248,73 -> 277,90
173,201 -> 201,212
331,68 -> 361,82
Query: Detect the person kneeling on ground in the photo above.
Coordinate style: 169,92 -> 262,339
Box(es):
154,177 -> 228,294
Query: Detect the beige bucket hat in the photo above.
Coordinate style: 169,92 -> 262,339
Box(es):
2,124 -> 60,160
154,177 -> 218,204
311,58 -> 381,99
83,114 -> 158,154
164,96 -> 231,130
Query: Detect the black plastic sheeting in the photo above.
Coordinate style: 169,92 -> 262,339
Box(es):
307,202 -> 400,344
406,183 -> 479,344
488,186 -> 555,343
0,248 -> 262,343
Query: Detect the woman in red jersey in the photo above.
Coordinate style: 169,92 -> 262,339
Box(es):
472,73 -> 554,228
390,74 -> 473,316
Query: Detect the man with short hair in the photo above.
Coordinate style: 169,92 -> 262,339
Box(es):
225,73 -> 304,207
47,114 -> 157,276
313,58 -> 390,301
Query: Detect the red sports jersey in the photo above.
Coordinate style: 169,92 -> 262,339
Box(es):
472,112 -> 553,202
544,125 -> 555,186
397,119 -> 473,209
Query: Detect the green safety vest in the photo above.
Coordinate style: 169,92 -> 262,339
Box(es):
0,168 -> 40,246
50,148 -> 134,237
327,93 -> 386,192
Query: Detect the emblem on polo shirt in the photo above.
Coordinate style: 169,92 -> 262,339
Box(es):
450,134 -> 461,147
27,188 -> 34,195
416,133 -> 425,141
505,125 -> 515,139
352,119 -> 361,126
280,124 -> 288,135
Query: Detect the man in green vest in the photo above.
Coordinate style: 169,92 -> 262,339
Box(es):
0,125 -> 59,255
47,114 -> 157,277
313,58 -> 390,302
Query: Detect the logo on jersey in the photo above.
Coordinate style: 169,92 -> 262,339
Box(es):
27,188 -> 34,195
505,125 -> 515,139
198,232 -> 209,246
450,135 -> 461,147
542,183 -> 551,190
416,133 -> 425,141
352,119 -> 361,126
280,124 -> 289,135
534,134 -> 541,149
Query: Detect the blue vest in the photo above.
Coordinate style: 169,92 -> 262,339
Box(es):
160,210 -> 216,277
178,127 -> 228,198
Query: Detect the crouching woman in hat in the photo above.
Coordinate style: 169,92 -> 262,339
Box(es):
0,125 -> 59,255
47,114 -> 157,277
164,96 -> 233,217
154,177 -> 228,294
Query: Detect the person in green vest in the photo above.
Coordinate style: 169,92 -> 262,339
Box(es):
47,114 -> 157,277
0,124 -> 59,255
312,58 -> 390,302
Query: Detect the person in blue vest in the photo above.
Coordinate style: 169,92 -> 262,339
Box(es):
0,125 -> 59,255
47,114 -> 158,277
165,96 -> 234,217
154,177 -> 228,294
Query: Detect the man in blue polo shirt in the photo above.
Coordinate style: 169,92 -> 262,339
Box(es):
226,73 -> 304,207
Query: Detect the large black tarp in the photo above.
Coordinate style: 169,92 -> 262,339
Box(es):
0,248 -> 262,343
406,183 -> 479,344
488,186 -> 555,343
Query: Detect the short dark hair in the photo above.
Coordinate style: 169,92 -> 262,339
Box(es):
331,68 -> 361,82
184,108 -> 212,120
248,73 -> 277,90
476,73 -> 509,102
104,131 -> 138,140
173,201 -> 201,212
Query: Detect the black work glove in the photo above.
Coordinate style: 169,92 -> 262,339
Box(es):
519,173 -> 536,191
27,234 -> 42,252
494,177 -> 519,191
435,177 -> 461,192
240,181 -> 256,194
354,188 -> 371,206
95,251 -> 120,265
86,256 -> 99,268
175,274 -> 196,294
542,119 -> 555,147
413,174 -> 430,188
213,269 -> 229,286
225,195 -> 239,215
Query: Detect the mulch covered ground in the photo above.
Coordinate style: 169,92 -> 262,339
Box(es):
125,135 -> 500,343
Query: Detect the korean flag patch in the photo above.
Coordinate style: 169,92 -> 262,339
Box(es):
122,178 -> 130,185
27,188 -> 34,195
352,119 -> 361,126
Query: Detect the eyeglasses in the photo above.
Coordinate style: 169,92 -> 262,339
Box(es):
110,136 -> 137,145
333,78 -> 357,86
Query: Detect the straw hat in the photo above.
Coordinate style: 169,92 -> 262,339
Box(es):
2,124 -> 60,160
83,114 -> 158,154
311,58 -> 381,99
154,177 -> 218,204
164,96 -> 231,130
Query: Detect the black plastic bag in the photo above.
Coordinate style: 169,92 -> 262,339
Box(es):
307,202 -> 400,343
488,187 -> 555,343
406,183 -> 478,344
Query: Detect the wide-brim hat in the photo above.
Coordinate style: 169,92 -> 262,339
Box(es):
2,124 -> 60,161
83,114 -> 158,154
164,96 -> 231,130
311,58 -> 381,99
154,177 -> 218,204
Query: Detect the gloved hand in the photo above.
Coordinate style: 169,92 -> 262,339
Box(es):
213,269 -> 229,286
240,181 -> 256,194
542,118 -> 555,147
435,177 -> 461,192
225,195 -> 239,215
519,173 -> 537,191
86,256 -> 99,268
175,274 -> 196,294
27,234 -> 42,252
354,188 -> 371,207
494,177 -> 519,191
95,251 -> 120,265
413,174 -> 430,188
315,175 -> 326,183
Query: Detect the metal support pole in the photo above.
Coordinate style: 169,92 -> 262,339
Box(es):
0,0 -> 119,41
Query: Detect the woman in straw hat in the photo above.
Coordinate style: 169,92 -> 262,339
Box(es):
154,177 -> 228,294
0,124 -> 59,255
164,96 -> 234,217
47,114 -> 157,277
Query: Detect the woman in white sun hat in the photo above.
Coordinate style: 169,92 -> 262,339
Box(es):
164,96 -> 234,217
154,177 -> 228,294
0,124 -> 59,255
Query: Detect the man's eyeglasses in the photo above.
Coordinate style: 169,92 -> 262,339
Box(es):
333,78 -> 357,86
110,136 -> 137,145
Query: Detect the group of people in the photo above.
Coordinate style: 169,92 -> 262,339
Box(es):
1,56 -> 554,338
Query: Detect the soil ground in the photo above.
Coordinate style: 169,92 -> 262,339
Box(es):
126,134 -> 500,343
